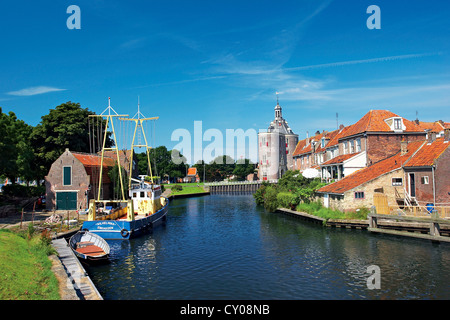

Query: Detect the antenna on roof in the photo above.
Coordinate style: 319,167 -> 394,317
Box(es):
336,112 -> 339,129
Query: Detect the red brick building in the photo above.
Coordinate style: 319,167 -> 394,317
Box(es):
316,133 -> 450,212
293,110 -> 428,181
45,149 -> 136,211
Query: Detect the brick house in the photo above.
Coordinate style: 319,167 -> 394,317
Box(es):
402,132 -> 450,206
184,167 -> 200,183
316,133 -> 449,212
293,110 -> 428,181
45,149 -> 136,211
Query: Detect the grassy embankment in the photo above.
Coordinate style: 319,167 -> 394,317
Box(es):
164,182 -> 209,196
0,226 -> 60,300
254,172 -> 369,221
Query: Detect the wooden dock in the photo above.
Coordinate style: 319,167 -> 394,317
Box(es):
51,238 -> 103,300
276,207 -> 450,243
368,211 -> 450,243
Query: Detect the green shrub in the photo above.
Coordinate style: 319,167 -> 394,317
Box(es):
296,201 -> 368,220
2,184 -> 45,197
263,186 -> 279,212
253,182 -> 269,206
276,192 -> 299,209
171,184 -> 183,191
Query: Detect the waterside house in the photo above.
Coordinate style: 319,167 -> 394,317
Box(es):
316,134 -> 450,213
293,110 -> 430,182
45,149 -> 136,211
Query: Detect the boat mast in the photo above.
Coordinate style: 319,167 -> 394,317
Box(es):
119,98 -> 159,189
89,98 -> 129,201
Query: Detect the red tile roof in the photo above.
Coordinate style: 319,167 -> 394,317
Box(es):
324,126 -> 348,148
187,167 -> 197,176
292,131 -> 326,156
292,139 -> 308,156
403,137 -> 449,167
340,110 -> 424,139
72,153 -> 116,167
317,140 -> 425,194
72,153 -> 115,184
415,121 -> 444,132
321,153 -> 360,166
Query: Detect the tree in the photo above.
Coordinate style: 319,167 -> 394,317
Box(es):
0,108 -> 37,184
232,158 -> 255,181
135,146 -> 187,182
30,101 -> 113,181
108,164 -> 128,200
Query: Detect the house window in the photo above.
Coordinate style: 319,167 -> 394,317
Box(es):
321,138 -> 325,148
356,138 -> 361,152
394,118 -> 402,130
392,178 -> 403,186
354,191 -> 365,199
350,140 -> 355,153
63,166 -> 72,186
421,176 -> 429,185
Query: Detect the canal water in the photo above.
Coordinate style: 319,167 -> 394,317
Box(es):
85,194 -> 450,300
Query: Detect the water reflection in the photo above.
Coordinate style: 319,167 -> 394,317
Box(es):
85,195 -> 450,300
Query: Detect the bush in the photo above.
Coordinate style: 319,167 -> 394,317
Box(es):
2,184 -> 45,197
276,192 -> 299,209
263,186 -> 279,212
296,201 -> 368,221
171,184 -> 183,191
253,183 -> 268,206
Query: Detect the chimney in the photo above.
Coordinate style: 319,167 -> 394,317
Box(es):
428,131 -> 437,144
444,128 -> 450,143
400,139 -> 408,155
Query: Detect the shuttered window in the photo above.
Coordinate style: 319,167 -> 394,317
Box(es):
63,166 -> 72,186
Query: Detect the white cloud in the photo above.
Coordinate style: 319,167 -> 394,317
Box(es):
284,52 -> 443,72
7,86 -> 66,96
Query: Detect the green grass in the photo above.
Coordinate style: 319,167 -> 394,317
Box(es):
164,183 -> 208,196
296,201 -> 368,220
0,229 -> 60,300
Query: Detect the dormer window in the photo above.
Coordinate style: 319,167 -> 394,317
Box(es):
386,117 -> 404,131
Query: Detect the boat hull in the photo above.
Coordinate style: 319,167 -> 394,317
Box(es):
69,231 -> 110,261
81,200 -> 169,240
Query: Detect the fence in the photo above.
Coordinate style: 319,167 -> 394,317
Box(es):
373,192 -> 450,219
205,180 -> 277,193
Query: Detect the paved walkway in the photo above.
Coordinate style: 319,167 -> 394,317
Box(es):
51,238 -> 103,300
0,210 -> 86,229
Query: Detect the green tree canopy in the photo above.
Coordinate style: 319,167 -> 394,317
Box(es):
30,101 -> 113,180
0,108 -> 36,183
135,146 -> 187,181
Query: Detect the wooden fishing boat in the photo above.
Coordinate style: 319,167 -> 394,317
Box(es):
69,230 -> 110,261
81,98 -> 169,240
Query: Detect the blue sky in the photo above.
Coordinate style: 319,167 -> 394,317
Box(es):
1,0 -> 449,163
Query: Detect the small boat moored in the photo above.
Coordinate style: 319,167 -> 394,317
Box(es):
69,231 -> 110,261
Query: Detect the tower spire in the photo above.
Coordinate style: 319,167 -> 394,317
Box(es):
275,92 -> 282,119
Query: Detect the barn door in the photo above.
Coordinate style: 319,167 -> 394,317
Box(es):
56,192 -> 77,210
373,192 -> 389,215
